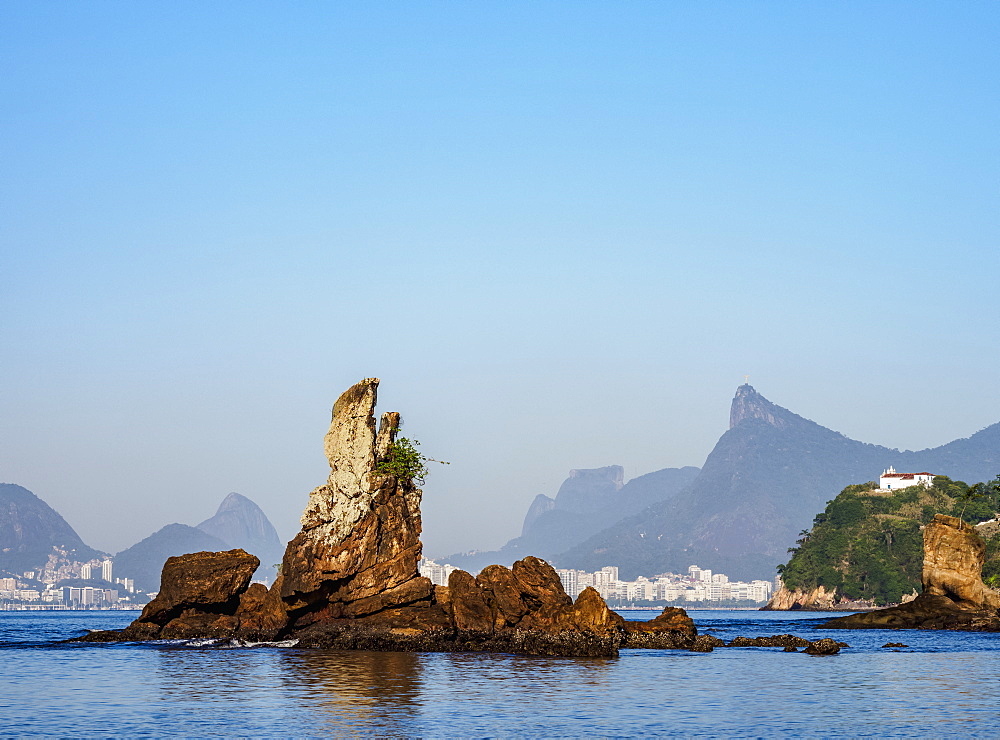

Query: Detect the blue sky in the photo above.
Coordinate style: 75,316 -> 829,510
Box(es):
2,2 -> 998,557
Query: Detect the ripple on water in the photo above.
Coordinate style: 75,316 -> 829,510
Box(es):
3,609 -> 1000,735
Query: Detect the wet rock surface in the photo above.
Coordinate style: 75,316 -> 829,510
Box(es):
727,634 -> 848,654
822,515 -> 1000,631
804,638 -> 842,655
728,634 -> 812,648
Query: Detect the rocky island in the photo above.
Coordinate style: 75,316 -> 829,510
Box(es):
79,378 -> 703,658
822,514 -> 1000,630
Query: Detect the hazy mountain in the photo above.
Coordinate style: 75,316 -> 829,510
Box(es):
113,492 -> 285,590
114,523 -> 230,592
0,483 -> 104,574
557,385 -> 1000,581
196,492 -> 284,571
442,464 -> 700,572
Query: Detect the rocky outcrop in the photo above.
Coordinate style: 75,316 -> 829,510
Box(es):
822,515 -> 1000,630
803,638 -> 842,655
922,515 -> 1000,609
763,585 -> 839,610
104,549 -> 268,640
762,583 -> 878,611
278,379 -> 436,631
80,378 -> 697,658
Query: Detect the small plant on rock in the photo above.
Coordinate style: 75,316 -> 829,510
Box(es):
376,437 -> 448,485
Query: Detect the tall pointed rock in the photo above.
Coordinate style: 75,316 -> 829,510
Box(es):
279,378 -> 433,628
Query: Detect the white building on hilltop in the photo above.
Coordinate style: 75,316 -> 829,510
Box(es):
879,466 -> 935,491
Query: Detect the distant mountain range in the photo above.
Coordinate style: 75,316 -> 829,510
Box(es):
115,493 -> 285,591
0,483 -> 284,592
0,483 -> 106,576
445,385 -> 999,581
113,523 -> 230,593
558,385 -> 999,580
443,465 -> 700,573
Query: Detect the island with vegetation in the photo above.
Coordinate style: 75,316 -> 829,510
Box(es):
768,475 -> 1000,609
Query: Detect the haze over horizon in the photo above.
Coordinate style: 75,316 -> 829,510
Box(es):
2,3 -> 998,557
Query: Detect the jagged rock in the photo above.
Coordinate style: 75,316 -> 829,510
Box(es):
882,642 -> 908,648
620,606 -> 699,648
688,634 -> 725,652
728,634 -> 812,648
77,379 -> 699,658
804,638 -> 842,655
923,515 -> 1000,609
822,515 -> 1000,631
137,549 -> 258,624
727,634 -> 847,654
78,550 -> 264,641
234,582 -> 289,641
448,569 -> 493,631
280,379 -> 432,630
762,585 -> 839,611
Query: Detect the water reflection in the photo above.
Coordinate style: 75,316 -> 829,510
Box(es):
278,650 -> 423,735
10,612 -> 1000,736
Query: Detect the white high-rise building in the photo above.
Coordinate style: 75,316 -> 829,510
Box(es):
102,560 -> 113,582
80,563 -> 92,580
418,558 -> 456,587
557,569 -> 580,599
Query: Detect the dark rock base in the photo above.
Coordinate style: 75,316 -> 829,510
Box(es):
819,594 -> 1000,631
293,624 -> 621,658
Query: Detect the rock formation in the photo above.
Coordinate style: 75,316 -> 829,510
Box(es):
821,514 -> 1000,630
763,584 -> 839,611
80,378 -> 699,658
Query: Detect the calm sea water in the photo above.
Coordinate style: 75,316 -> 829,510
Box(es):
3,609 -> 1000,736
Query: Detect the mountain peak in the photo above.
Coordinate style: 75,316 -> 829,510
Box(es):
730,384 -> 791,430
196,492 -> 284,573
215,492 -> 253,514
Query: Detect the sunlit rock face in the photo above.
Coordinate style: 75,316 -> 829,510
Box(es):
821,515 -> 1000,630
280,378 -> 435,629
922,515 -> 1000,610
762,584 -> 839,611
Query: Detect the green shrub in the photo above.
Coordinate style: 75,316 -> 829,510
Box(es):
375,437 -> 430,485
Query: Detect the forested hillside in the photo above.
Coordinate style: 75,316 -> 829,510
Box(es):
778,475 -> 1000,605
